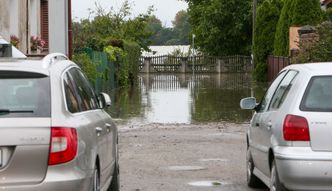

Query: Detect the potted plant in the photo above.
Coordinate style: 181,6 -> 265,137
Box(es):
10,35 -> 20,48
30,35 -> 46,53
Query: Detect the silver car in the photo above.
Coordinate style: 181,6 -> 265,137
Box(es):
241,63 -> 332,191
0,53 -> 119,191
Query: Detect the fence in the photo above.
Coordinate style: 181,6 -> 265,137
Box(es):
140,55 -> 252,73
82,49 -> 116,92
267,55 -> 291,81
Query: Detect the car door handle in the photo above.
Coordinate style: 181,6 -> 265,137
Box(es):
95,127 -> 103,136
105,123 -> 111,133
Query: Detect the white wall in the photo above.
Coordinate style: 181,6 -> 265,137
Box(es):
48,0 -> 68,55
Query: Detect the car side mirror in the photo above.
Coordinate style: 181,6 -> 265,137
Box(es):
240,97 -> 257,110
99,92 -> 111,109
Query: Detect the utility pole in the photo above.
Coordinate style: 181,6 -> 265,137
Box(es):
192,34 -> 195,76
252,0 -> 257,67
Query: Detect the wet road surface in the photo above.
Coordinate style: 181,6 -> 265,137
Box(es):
118,123 -> 269,191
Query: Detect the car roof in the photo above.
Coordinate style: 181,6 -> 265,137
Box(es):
0,56 -> 76,76
283,62 -> 332,76
0,59 -> 50,75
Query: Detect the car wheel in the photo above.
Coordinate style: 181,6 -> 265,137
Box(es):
270,160 -> 287,191
93,166 -> 100,191
247,148 -> 264,188
108,163 -> 120,191
108,144 -> 120,191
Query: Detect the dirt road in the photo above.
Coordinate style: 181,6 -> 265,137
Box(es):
118,123 -> 268,191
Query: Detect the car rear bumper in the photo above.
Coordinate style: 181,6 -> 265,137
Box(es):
1,165 -> 93,191
275,146 -> 332,191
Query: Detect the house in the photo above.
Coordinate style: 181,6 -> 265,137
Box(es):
321,0 -> 332,10
0,0 -> 72,57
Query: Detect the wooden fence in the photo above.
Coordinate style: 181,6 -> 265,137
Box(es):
267,55 -> 291,81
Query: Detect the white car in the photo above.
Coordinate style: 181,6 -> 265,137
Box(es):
241,63 -> 332,191
0,39 -> 119,191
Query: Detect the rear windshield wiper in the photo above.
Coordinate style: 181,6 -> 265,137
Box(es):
0,109 -> 34,115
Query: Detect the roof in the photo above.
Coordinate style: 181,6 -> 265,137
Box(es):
142,45 -> 190,57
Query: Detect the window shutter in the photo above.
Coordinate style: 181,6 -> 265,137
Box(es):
40,0 -> 49,49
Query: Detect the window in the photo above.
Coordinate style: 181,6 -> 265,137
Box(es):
269,70 -> 298,110
0,71 -> 50,117
300,76 -> 332,112
69,68 -> 98,111
63,72 -> 80,113
256,71 -> 287,112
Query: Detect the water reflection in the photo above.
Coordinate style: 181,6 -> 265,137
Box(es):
108,74 -> 266,124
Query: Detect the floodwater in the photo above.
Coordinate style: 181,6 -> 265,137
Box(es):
107,73 -> 266,125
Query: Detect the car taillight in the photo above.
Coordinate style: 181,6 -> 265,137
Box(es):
283,114 -> 310,141
48,127 -> 77,165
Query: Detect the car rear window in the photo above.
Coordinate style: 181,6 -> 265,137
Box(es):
300,76 -> 332,112
0,71 -> 51,117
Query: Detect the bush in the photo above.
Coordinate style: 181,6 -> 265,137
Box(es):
325,8 -> 332,21
104,40 -> 141,87
293,21 -> 332,63
72,53 -> 97,83
253,63 -> 268,82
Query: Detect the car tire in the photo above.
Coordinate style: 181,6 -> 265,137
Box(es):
270,160 -> 287,191
108,163 -> 120,191
108,143 -> 120,191
247,148 -> 265,188
93,166 -> 100,191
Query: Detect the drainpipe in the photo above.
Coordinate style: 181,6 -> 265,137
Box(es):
68,0 -> 72,59
26,0 -> 30,55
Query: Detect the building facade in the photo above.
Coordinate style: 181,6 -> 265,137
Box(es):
0,0 -> 71,57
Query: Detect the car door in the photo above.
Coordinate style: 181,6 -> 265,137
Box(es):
67,68 -> 110,186
73,69 -> 114,185
258,70 -> 298,176
250,71 -> 287,174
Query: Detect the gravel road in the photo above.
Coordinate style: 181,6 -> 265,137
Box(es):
117,122 -> 269,191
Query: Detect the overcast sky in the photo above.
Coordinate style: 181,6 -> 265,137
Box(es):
72,0 -> 188,27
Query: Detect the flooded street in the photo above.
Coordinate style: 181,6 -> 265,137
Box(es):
111,73 -> 268,191
108,73 -> 266,125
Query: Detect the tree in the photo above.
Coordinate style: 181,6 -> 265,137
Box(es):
172,10 -> 191,44
147,11 -> 191,45
185,0 -> 252,56
273,0 -> 322,56
253,0 -> 283,81
73,0 -> 154,52
254,0 -> 283,64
